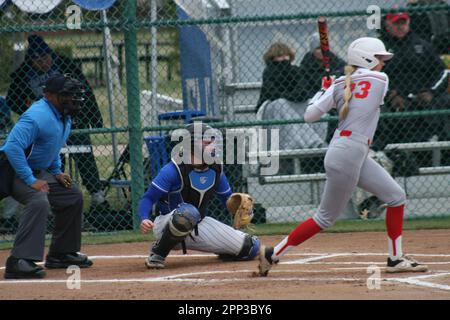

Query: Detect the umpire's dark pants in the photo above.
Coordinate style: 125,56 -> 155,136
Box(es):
10,171 -> 83,261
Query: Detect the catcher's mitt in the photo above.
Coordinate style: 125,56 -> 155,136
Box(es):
226,193 -> 254,229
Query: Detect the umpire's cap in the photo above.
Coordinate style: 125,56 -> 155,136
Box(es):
43,74 -> 85,101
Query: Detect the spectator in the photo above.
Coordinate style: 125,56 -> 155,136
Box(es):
299,33 -> 346,143
377,11 -> 449,167
299,33 -> 346,98
407,0 -> 449,55
0,74 -> 93,279
256,42 -> 306,110
0,96 -> 13,133
6,35 -> 106,207
256,41 -> 344,174
0,97 -> 20,233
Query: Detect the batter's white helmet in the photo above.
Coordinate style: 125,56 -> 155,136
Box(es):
347,37 -> 393,69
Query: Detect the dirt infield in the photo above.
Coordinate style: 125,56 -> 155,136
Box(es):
0,229 -> 449,300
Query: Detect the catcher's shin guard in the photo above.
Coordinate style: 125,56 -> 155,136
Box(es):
218,235 -> 260,261
237,235 -> 260,260
151,204 -> 201,258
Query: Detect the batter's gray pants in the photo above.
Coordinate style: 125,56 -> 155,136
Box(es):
10,170 -> 83,261
313,130 -> 406,229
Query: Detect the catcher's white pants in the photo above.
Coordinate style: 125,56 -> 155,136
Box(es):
153,211 -> 248,255
313,131 -> 406,229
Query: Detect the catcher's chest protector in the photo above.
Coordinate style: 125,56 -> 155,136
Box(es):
176,163 -> 222,218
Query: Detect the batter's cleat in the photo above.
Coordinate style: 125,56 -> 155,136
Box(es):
258,245 -> 275,277
45,252 -> 93,269
145,253 -> 165,269
386,255 -> 428,273
4,256 -> 46,279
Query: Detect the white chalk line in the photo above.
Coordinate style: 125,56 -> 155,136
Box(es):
1,268 -> 449,292
280,253 -> 348,265
0,268 -> 376,285
389,273 -> 450,291
1,253 -> 450,292
292,261 -> 450,265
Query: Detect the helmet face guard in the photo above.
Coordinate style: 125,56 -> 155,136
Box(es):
171,122 -> 223,167
43,74 -> 85,117
58,77 -> 85,117
190,124 -> 222,167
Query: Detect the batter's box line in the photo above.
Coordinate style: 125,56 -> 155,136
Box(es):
1,268 -> 450,292
389,272 -> 450,292
2,252 -> 450,271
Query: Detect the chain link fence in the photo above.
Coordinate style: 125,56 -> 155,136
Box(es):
0,0 -> 449,238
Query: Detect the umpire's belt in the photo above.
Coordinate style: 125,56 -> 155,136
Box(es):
334,129 -> 372,146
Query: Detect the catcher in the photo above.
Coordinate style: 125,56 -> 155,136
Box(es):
138,122 -> 259,269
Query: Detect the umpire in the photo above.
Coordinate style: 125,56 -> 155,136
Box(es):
6,35 -> 106,206
0,74 -> 93,279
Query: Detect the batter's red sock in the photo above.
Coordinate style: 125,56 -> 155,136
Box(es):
273,218 -> 322,260
386,204 -> 404,260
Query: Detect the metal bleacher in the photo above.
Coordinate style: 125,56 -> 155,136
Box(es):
245,141 -> 450,222
224,82 -> 450,221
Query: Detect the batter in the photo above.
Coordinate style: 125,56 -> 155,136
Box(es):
258,37 -> 428,276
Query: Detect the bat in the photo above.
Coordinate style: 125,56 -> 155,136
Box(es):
318,16 -> 331,80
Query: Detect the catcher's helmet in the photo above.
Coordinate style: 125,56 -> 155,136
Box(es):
185,122 -> 222,158
347,37 -> 393,70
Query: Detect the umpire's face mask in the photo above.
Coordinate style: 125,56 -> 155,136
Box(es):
58,93 -> 84,117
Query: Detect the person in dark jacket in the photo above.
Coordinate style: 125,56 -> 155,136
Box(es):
299,34 -> 346,143
6,35 -> 106,206
407,0 -> 449,55
0,97 -> 20,233
256,41 -> 337,174
0,96 -> 13,134
376,11 -> 449,167
256,42 -> 306,111
299,33 -> 346,99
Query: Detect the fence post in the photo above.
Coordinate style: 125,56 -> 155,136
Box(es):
124,0 -> 143,229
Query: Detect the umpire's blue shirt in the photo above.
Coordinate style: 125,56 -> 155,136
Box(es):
0,98 -> 71,186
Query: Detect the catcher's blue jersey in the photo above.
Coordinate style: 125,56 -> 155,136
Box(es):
139,160 -> 232,221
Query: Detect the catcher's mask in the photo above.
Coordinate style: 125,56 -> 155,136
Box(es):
43,74 -> 85,117
185,122 -> 222,168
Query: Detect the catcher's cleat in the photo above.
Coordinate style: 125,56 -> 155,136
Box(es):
145,253 -> 165,269
258,245 -> 275,277
386,255 -> 428,273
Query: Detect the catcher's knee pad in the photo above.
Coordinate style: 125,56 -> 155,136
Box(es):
152,203 -> 201,258
169,203 -> 201,237
236,235 -> 260,261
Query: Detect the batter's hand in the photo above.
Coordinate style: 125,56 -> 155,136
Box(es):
321,75 -> 335,90
55,173 -> 73,188
31,179 -> 49,193
140,219 -> 154,234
